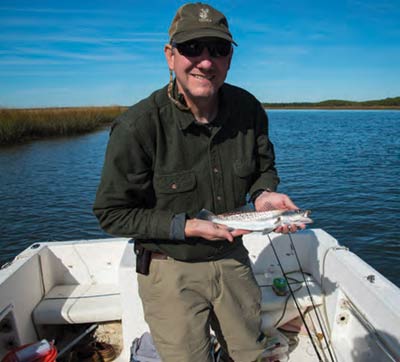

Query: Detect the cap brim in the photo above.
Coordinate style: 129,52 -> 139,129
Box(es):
173,29 -> 237,46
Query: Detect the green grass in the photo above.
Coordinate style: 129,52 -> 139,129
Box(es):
0,106 -> 127,145
2,97 -> 398,145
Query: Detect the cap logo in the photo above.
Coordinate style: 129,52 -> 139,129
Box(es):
199,8 -> 212,23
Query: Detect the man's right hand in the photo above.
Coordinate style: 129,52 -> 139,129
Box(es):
184,219 -> 251,242
254,191 -> 305,234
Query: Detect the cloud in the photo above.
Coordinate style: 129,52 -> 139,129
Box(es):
16,87 -> 73,95
261,45 -> 310,56
0,6 -> 121,14
231,17 -> 296,38
346,0 -> 399,14
0,57 -> 86,66
9,47 -> 139,62
0,33 -> 166,45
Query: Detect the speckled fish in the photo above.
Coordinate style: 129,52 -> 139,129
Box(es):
197,209 -> 312,234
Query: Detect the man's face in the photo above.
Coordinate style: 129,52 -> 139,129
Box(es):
165,37 -> 232,104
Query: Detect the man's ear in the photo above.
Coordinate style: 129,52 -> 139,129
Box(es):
164,44 -> 174,71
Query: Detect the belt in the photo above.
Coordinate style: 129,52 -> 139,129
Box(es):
150,251 -> 168,260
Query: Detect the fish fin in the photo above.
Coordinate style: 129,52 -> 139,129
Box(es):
196,209 -> 216,221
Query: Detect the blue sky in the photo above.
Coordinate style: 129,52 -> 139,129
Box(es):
1,0 -> 399,108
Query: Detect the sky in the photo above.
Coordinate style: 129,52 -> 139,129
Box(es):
1,0 -> 399,108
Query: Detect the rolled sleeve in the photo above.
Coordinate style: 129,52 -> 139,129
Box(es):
169,213 -> 187,241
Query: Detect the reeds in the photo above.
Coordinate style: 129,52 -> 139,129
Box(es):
0,106 -> 127,145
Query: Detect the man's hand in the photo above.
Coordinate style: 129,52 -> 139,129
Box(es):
254,191 -> 305,234
184,219 -> 251,242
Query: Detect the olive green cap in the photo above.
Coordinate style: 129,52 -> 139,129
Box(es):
169,2 -> 237,45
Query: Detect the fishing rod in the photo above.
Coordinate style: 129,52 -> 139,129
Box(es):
287,232 -> 336,362
267,234 -> 324,362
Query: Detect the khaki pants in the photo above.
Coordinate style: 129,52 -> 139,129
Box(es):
137,246 -> 266,362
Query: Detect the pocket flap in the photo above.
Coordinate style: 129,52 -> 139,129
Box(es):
154,171 -> 196,194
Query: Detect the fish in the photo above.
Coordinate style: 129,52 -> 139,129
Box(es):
197,209 -> 313,234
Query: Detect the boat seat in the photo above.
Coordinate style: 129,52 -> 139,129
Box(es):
254,272 -> 323,331
32,283 -> 122,325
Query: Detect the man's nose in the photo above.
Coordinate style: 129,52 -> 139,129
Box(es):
196,48 -> 214,68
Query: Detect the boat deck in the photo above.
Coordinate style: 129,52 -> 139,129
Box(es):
290,335 -> 320,361
1,231 -> 400,361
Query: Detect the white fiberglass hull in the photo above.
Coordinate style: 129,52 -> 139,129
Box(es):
0,229 -> 399,361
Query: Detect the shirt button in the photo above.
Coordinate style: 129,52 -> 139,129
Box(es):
213,167 -> 219,173
171,183 -> 177,190
217,196 -> 222,201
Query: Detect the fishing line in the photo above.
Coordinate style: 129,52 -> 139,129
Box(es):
267,234 -> 323,362
273,276 -> 303,327
287,232 -> 336,362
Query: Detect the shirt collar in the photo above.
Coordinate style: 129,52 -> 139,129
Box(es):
170,81 -> 231,131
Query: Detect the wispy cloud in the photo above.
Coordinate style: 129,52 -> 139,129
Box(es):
308,32 -> 329,41
347,0 -> 400,14
231,17 -> 296,38
0,6 -> 122,14
0,57 -> 87,66
0,33 -> 166,45
0,63 -> 167,77
246,45 -> 311,68
15,87 -> 73,95
3,46 -> 139,63
261,45 -> 310,56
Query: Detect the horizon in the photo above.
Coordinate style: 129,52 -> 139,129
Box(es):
1,0 -> 400,108
2,95 -> 400,111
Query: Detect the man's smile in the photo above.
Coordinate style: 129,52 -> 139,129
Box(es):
191,73 -> 215,81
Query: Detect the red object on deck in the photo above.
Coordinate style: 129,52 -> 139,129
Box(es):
1,340 -> 57,362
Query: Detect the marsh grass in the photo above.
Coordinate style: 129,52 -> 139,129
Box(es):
0,106 -> 127,145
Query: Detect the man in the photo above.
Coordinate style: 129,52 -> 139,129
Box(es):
94,3 -> 304,361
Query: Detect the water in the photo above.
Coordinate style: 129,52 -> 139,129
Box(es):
0,110 -> 399,286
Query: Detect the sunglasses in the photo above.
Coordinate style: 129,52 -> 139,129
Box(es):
172,39 -> 232,58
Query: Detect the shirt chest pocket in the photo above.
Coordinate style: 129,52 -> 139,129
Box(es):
232,158 -> 256,206
153,171 -> 198,214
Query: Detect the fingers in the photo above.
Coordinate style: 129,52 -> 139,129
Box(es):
274,223 -> 306,234
212,223 -> 234,242
230,228 -> 252,238
282,194 -> 299,211
275,225 -> 294,234
254,191 -> 299,212
213,224 -> 251,242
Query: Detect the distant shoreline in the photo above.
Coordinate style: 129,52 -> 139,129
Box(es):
1,99 -> 399,145
262,96 -> 400,110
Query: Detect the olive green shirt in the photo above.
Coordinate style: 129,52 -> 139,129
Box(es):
93,82 -> 279,261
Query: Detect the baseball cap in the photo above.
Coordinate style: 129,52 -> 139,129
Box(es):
169,2 -> 237,45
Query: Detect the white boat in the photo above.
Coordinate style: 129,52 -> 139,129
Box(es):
0,229 -> 399,361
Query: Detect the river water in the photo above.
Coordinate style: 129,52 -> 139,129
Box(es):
0,110 -> 399,286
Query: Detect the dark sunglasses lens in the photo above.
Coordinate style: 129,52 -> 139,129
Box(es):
177,41 -> 204,57
211,41 -> 231,57
176,40 -> 231,57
